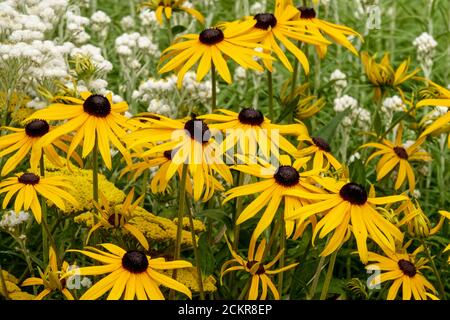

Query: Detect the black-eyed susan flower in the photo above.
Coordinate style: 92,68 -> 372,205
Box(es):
0,172 -> 78,223
287,177 -> 408,263
438,210 -> 450,263
292,5 -> 362,58
141,0 -> 204,25
0,120 -> 82,176
126,114 -> 232,202
199,108 -> 308,160
221,236 -> 298,300
22,248 -> 74,300
223,155 -> 325,240
66,243 -> 192,300
296,135 -> 342,170
24,92 -> 133,170
366,246 -> 439,300
361,124 -> 431,192
87,189 -> 149,250
234,0 -> 330,73
361,52 -> 419,101
159,22 -> 271,88
417,81 -> 450,147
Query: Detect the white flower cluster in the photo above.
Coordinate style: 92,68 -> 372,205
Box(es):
413,32 -> 437,78
0,211 -> 30,229
182,71 -> 213,100
333,94 -> 358,112
121,15 -> 136,30
382,95 -> 405,123
70,44 -> 113,73
234,66 -> 247,83
348,152 -> 361,164
139,9 -> 158,27
133,76 -> 177,116
334,95 -> 371,128
250,2 -> 266,14
66,9 -> 90,44
330,69 -> 347,96
90,10 -> 111,35
115,32 -> 159,70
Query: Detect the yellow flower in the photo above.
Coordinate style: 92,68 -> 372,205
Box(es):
221,236 -> 298,300
292,4 -> 362,58
66,243 -> 192,300
25,92 -> 134,169
361,124 -> 431,192
22,248 -> 75,300
162,268 -> 217,293
396,200 -> 445,238
159,22 -> 271,87
87,188 -> 149,250
366,246 -> 438,300
439,210 -> 450,263
296,134 -> 342,170
287,177 -> 408,263
0,120 -> 82,176
361,52 -> 419,101
141,0 -> 204,25
416,81 -> 450,147
0,172 -> 78,223
0,270 -> 36,300
198,108 -> 307,160
223,155 -> 324,240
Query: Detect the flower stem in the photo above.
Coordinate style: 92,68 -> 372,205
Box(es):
308,256 -> 326,299
170,163 -> 188,300
319,251 -> 338,300
186,196 -> 205,300
165,15 -> 173,44
232,172 -> 245,251
267,70 -> 274,119
237,278 -> 251,300
290,58 -> 299,101
420,239 -> 445,298
93,136 -> 99,203
211,64 -> 217,113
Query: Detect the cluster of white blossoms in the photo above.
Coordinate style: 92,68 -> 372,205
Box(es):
90,10 -> 111,36
0,211 -> 30,229
115,32 -> 159,70
250,2 -> 266,14
381,95 -> 406,123
132,76 -> 177,116
139,9 -> 158,27
329,69 -> 348,96
234,66 -> 247,83
333,94 -> 358,112
70,44 -> 113,73
413,32 -> 437,78
66,9 -> 90,44
334,95 -> 371,129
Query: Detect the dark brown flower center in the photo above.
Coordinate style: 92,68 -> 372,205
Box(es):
246,260 -> 265,275
274,166 -> 300,187
238,108 -> 264,126
25,120 -> 50,137
163,150 -> 173,160
83,94 -> 111,118
339,183 -> 367,205
398,259 -> 417,277
199,28 -> 224,45
184,118 -> 211,144
298,6 -> 316,19
254,13 -> 277,30
312,136 -> 331,152
393,146 -> 408,160
107,213 -> 125,227
18,173 -> 40,185
122,251 -> 149,273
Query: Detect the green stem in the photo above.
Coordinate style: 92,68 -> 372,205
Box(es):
165,15 -> 173,44
319,251 -> 338,300
237,278 -> 251,300
211,64 -> 217,113
93,136 -> 99,203
186,196 -> 205,300
420,239 -> 445,298
290,58 -> 299,101
232,172 -> 245,251
267,70 -> 274,119
170,163 -> 188,299
308,255 -> 326,299
277,212 -> 286,296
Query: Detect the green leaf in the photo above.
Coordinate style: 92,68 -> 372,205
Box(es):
318,108 -> 351,142
196,209 -> 232,230
373,110 -> 383,136
349,158 -> 366,186
171,25 -> 187,36
198,234 -> 216,276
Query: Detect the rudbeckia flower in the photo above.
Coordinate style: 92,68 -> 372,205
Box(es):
416,81 -> 450,147
223,155 -> 325,240
292,5 -> 362,58
126,114 -> 232,201
159,22 -> 271,87
287,177 -> 408,263
22,248 -> 74,300
141,0 -> 204,25
24,92 -> 134,169
361,124 -> 431,192
439,210 -> 450,263
87,189 -> 149,250
234,0 -> 330,73
0,119 -> 82,176
66,243 -> 192,300
199,108 -> 307,160
361,52 -> 419,101
366,246 -> 439,300
296,135 -> 342,170
221,236 -> 298,300
0,172 -> 78,223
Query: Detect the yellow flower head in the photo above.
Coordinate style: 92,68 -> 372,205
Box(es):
221,236 -> 298,300
296,133 -> 342,170
24,92 -> 134,169
0,120 -> 83,176
141,0 -> 204,25
0,172 -> 78,223
66,243 -> 192,300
